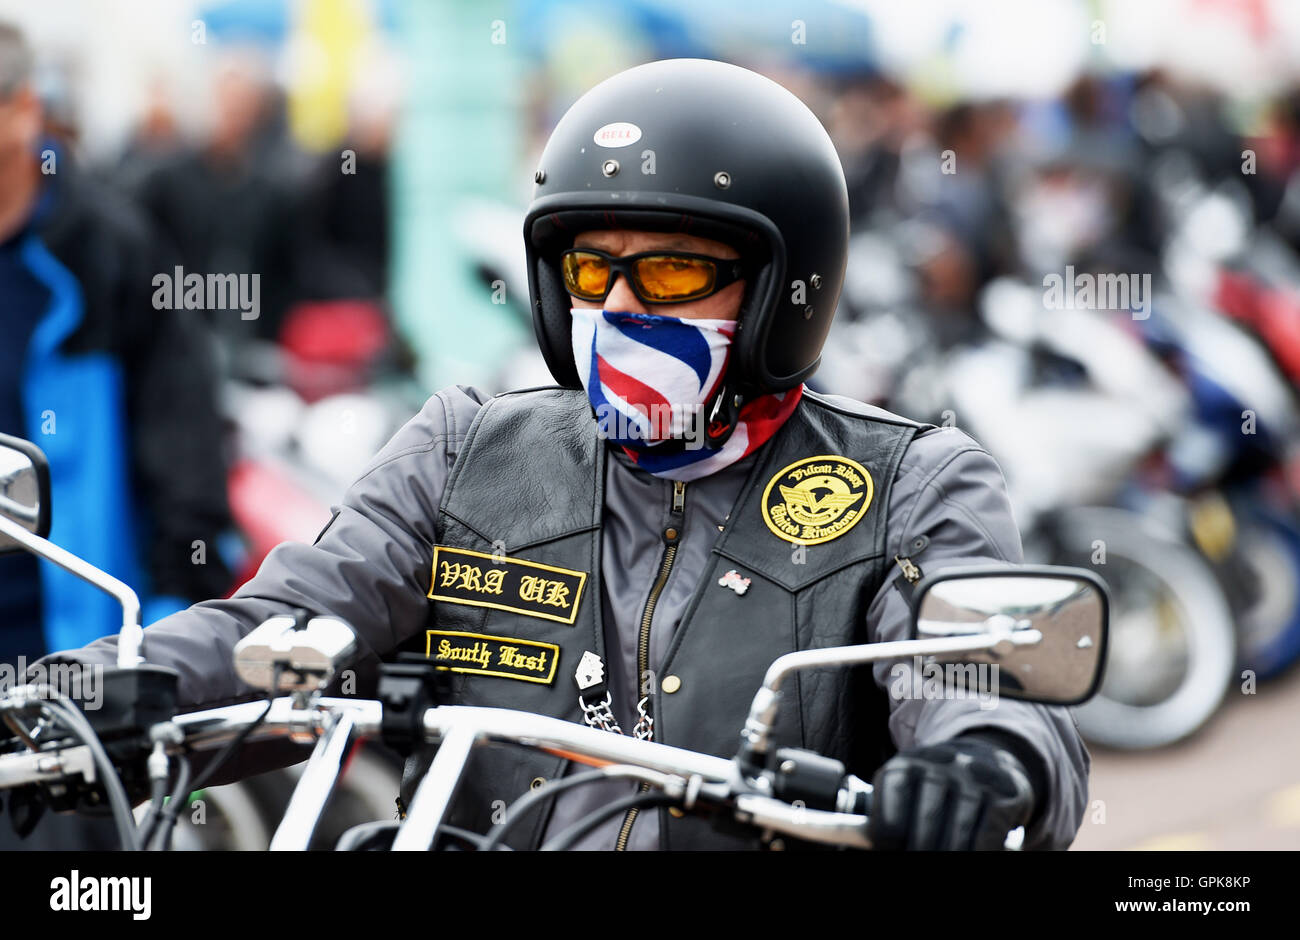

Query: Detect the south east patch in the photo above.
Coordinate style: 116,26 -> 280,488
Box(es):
425,629 -> 560,685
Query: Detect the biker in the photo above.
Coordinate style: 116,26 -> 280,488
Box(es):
33,59 -> 1089,851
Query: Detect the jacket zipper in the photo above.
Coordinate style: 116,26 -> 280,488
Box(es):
615,478 -> 686,850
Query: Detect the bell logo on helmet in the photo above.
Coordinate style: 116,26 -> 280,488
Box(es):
593,122 -> 643,147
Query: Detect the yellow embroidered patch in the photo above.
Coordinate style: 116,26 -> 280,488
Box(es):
427,546 -> 587,625
761,454 -> 874,545
424,629 -> 560,684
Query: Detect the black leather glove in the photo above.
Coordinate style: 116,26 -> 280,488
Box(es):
868,731 -> 1039,851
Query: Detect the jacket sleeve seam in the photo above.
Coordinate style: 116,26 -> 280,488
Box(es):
351,434 -> 456,486
896,442 -> 988,548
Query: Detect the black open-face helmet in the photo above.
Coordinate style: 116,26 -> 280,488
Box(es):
524,58 -> 850,417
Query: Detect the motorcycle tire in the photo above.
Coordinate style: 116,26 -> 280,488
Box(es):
148,742 -> 402,850
1229,503 -> 1300,680
1031,507 -> 1236,750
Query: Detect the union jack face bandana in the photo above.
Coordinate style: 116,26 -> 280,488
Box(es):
570,307 -> 802,482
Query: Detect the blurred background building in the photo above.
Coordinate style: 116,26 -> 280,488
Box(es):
2,0 -> 1299,849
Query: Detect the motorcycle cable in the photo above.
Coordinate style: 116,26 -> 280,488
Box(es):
480,767 -> 616,851
136,774 -> 170,848
539,790 -> 677,851
143,667 -> 284,850
187,664 -> 284,797
147,754 -> 191,851
32,693 -> 141,851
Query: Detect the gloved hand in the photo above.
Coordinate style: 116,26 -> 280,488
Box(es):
868,733 -> 1038,851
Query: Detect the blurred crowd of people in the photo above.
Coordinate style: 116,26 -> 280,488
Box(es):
110,48 -> 395,341
0,22 -> 400,671
811,66 -> 1300,381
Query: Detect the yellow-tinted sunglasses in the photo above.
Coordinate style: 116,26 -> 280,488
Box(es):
561,248 -> 749,305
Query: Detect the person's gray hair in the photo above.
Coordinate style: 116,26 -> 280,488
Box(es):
0,22 -> 34,99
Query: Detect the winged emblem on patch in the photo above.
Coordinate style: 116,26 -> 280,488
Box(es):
778,480 -> 864,527
761,456 -> 875,545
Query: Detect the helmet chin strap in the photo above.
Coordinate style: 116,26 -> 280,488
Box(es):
703,381 -> 744,450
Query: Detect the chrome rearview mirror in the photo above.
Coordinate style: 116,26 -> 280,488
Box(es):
737,563 -> 1108,773
911,565 -> 1108,706
0,433 -> 51,552
0,433 -> 146,667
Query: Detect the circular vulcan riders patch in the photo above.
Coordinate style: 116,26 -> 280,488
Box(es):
761,454 -> 874,545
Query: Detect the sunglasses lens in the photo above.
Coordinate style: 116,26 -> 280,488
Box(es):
634,256 -> 716,302
563,251 -> 611,299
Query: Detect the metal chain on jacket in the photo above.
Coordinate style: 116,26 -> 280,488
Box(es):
578,689 -> 624,735
575,652 -> 653,741
577,689 -> 655,741
631,695 -> 653,741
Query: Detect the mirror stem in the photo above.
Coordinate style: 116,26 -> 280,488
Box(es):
739,632 -> 1036,767
0,514 -> 143,668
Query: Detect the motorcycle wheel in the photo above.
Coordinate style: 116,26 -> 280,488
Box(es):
1231,505 -> 1300,680
140,743 -> 401,850
1032,507 -> 1236,750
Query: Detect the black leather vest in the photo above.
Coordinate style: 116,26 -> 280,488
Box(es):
396,386 -> 924,849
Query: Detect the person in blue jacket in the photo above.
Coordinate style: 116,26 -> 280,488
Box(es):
0,22 -> 232,670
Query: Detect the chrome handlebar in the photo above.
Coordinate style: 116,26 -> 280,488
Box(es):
0,692 -> 1026,850
0,694 -> 881,850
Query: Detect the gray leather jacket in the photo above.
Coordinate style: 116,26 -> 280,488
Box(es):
46,384 -> 1090,849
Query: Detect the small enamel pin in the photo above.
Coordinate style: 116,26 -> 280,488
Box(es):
718,569 -> 751,596
575,650 -> 606,691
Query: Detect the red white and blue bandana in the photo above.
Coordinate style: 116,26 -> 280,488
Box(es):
570,307 -> 802,481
